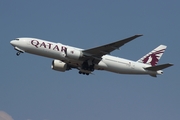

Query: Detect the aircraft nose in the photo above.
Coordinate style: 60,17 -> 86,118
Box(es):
10,40 -> 16,46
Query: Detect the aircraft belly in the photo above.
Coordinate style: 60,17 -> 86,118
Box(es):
107,63 -> 132,74
103,58 -> 147,74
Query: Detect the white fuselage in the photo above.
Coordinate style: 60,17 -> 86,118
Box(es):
10,38 -> 160,76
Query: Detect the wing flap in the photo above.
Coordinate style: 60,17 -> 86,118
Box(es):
145,63 -> 173,71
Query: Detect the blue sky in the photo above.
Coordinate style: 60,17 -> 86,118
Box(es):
1,0 -> 179,120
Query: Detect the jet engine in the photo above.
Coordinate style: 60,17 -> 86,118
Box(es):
66,48 -> 83,60
51,60 -> 70,72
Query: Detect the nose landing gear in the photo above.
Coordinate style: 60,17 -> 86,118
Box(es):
16,51 -> 24,56
16,52 -> 21,56
14,47 -> 24,56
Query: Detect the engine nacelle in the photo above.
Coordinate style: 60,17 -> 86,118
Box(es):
66,48 -> 82,60
51,60 -> 69,72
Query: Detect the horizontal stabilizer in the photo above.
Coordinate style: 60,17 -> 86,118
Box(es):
145,63 -> 173,71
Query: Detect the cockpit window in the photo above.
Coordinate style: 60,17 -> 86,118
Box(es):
15,38 -> 19,40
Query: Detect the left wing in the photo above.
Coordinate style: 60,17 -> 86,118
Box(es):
82,34 -> 142,58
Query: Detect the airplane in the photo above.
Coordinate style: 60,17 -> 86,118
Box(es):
10,35 -> 173,77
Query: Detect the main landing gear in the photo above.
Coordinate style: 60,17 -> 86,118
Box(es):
78,60 -> 95,75
82,60 -> 94,71
79,71 -> 89,75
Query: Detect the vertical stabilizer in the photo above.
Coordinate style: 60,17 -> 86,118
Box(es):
137,45 -> 167,66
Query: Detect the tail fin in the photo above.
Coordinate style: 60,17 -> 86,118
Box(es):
137,45 -> 167,66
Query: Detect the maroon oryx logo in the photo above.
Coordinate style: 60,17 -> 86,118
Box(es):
142,49 -> 165,66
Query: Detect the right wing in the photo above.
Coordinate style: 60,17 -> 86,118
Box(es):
82,34 -> 142,58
